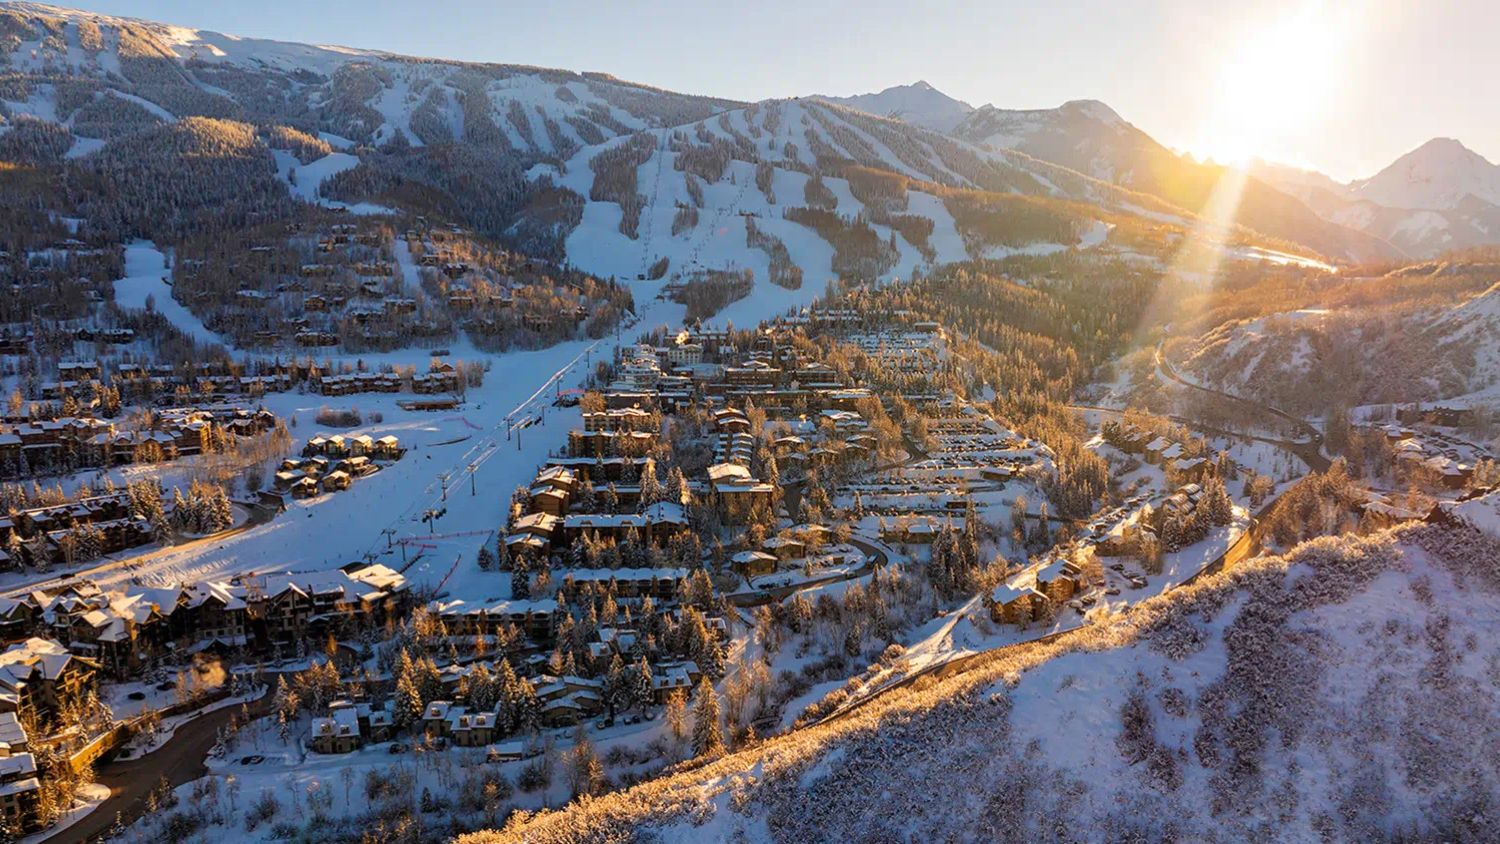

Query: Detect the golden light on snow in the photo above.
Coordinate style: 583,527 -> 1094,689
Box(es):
1191,3 -> 1352,167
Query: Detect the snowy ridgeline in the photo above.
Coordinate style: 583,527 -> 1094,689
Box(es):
466,513 -> 1500,843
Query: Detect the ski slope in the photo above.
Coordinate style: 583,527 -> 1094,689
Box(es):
111,240 -> 227,349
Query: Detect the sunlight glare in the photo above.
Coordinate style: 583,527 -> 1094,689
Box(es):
1194,4 -> 1350,167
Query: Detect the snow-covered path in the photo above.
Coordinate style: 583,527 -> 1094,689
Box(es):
112,240 -> 227,348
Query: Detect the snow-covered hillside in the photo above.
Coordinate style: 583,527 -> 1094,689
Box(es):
0,2 -> 738,154
527,97 -> 1139,295
461,517 -> 1500,843
817,80 -> 975,133
955,99 -> 1135,181
1175,275 -> 1500,415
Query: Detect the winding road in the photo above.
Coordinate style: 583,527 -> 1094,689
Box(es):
1153,341 -> 1330,472
46,688 -> 275,844
812,345 -> 1334,729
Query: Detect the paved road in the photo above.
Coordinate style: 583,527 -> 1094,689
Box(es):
812,508 -> 1267,730
1152,342 -> 1330,472
49,689 -> 274,844
727,536 -> 890,608
817,437 -> 1315,729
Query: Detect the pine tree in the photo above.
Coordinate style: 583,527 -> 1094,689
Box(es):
393,672 -> 424,728
514,679 -> 542,734
210,487 -> 235,532
691,676 -> 724,758
415,657 -> 444,704
664,689 -> 688,749
494,659 -> 519,733
603,655 -> 629,717
467,663 -> 497,710
638,458 -> 663,511
632,655 -> 654,712
665,466 -> 689,506
510,554 -> 531,599
169,487 -> 190,531
274,676 -> 299,742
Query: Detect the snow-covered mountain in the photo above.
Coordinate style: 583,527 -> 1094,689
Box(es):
816,81 -> 975,133
947,98 -> 1398,263
953,99 -> 1136,181
1253,140 -> 1500,258
812,83 -> 1398,263
1350,138 -> 1500,211
462,515 -> 1500,843
0,1 -> 740,156
0,2 -> 1395,272
528,96 -> 1177,298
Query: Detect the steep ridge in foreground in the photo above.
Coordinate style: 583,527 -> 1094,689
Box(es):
464,508 -> 1500,843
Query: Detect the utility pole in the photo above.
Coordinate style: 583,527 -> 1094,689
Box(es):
469,462 -> 477,496
382,527 -> 395,549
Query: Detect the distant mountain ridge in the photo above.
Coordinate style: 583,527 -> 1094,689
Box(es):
1254,138 -> 1500,258
822,81 -> 1400,262
0,4 -> 1431,267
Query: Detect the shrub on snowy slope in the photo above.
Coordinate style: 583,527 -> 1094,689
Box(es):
461,518 -> 1500,843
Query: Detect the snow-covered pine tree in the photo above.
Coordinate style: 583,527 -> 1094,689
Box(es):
633,655 -> 654,712
691,676 -> 724,758
392,672 -> 423,728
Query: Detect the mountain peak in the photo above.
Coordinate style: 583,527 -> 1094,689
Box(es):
1059,99 -> 1124,125
1414,137 -> 1474,155
1350,136 -> 1500,211
817,82 -> 975,133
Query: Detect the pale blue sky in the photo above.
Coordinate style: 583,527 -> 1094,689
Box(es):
52,0 -> 1499,180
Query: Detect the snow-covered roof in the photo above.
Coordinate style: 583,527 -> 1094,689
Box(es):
1034,559 -> 1071,585
707,463 -> 752,483
428,597 -> 558,617
561,567 -> 687,583
990,583 -> 1035,604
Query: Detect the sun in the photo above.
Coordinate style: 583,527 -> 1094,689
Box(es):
1193,4 -> 1350,167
